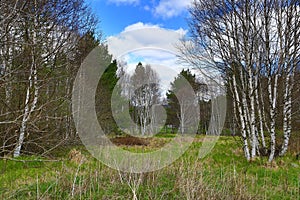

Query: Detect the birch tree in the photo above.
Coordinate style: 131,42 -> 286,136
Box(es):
130,63 -> 161,136
0,0 -> 99,157
180,0 -> 300,161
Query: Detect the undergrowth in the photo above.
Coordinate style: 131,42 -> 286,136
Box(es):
0,136 -> 299,199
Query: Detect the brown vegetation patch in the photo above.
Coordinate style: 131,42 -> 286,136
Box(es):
232,148 -> 243,156
111,135 -> 150,146
264,160 -> 279,170
68,149 -> 86,164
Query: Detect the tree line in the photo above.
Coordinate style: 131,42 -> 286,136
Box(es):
1,0 -> 299,163
102,61 -> 209,137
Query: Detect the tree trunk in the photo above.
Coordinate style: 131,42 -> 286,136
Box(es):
14,12 -> 39,157
14,62 -> 38,157
233,75 -> 250,161
280,69 -> 294,156
255,73 -> 266,152
268,74 -> 278,162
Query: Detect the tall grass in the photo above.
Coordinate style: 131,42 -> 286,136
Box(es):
0,136 -> 299,199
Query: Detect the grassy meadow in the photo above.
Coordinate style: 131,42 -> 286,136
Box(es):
0,134 -> 299,200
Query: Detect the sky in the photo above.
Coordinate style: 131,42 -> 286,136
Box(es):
85,0 -> 195,93
86,0 -> 192,37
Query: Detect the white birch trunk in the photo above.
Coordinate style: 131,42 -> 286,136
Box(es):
179,104 -> 185,135
255,73 -> 266,152
14,9 -> 39,157
14,62 -> 38,157
280,68 -> 294,156
268,74 -> 278,162
248,66 -> 257,158
252,64 -> 263,156
233,75 -> 250,160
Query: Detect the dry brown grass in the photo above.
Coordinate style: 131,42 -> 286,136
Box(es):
111,135 -> 170,149
111,135 -> 150,146
68,149 -> 86,164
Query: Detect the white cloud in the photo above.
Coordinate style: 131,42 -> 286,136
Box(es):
107,22 -> 187,58
107,0 -> 139,6
175,28 -> 188,36
123,22 -> 160,32
106,22 -> 189,92
153,0 -> 192,19
106,0 -> 191,19
144,5 -> 151,11
106,22 -> 221,95
107,0 -> 191,19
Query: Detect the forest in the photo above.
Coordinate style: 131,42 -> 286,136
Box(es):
0,0 -> 299,199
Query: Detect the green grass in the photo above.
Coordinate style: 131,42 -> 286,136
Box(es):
155,132 -> 177,138
0,136 -> 299,199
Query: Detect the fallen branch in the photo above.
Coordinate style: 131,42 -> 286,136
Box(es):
0,157 -> 65,163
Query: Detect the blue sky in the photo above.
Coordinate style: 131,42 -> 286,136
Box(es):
86,0 -> 191,37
